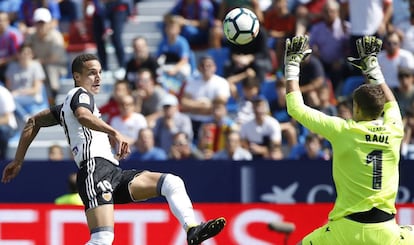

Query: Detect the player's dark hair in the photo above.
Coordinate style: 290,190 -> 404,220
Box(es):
71,53 -> 99,85
353,84 -> 385,119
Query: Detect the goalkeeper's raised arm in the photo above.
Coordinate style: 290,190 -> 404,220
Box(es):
284,35 -> 312,95
347,36 -> 396,103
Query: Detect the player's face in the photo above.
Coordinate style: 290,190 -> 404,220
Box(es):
76,60 -> 102,95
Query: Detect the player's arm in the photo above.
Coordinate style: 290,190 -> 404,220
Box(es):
75,107 -> 130,159
1,106 -> 61,183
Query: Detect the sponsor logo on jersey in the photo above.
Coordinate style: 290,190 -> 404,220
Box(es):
79,93 -> 90,104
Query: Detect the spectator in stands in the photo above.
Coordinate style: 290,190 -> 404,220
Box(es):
156,15 -> 192,80
99,79 -> 131,124
0,0 -> 22,25
304,86 -> 334,156
124,36 -> 159,89
128,128 -> 168,161
54,172 -> 83,205
391,0 -> 411,32
0,84 -> 17,160
378,31 -> 414,89
339,0 -> 393,61
294,0 -> 327,31
48,144 -> 64,161
132,68 -> 167,128
165,0 -> 215,49
25,7 -> 67,102
299,55 -> 326,105
316,84 -> 337,116
263,0 -> 297,71
269,76 -> 298,149
234,76 -> 261,125
217,0 -> 263,23
400,3 -> 414,54
5,43 -> 47,122
288,133 -> 330,160
110,94 -> 147,145
204,16 -> 230,77
180,55 -> 230,142
309,0 -> 349,93
402,106 -> 414,160
169,131 -> 204,160
224,26 -> 273,85
0,11 -> 22,83
153,93 -> 193,153
18,0 -> 61,35
393,66 -> 414,116
197,97 -> 238,159
240,95 -> 283,160
58,0 -> 87,46
91,0 -> 130,71
212,130 -> 252,160
336,99 -> 353,120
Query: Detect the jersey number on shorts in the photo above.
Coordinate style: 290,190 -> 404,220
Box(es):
97,180 -> 114,192
366,150 -> 383,190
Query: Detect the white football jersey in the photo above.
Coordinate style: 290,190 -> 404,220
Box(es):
58,87 -> 119,167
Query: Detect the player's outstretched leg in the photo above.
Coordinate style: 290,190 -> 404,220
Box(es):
187,217 -> 226,245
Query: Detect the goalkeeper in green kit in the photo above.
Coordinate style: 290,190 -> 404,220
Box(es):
284,35 -> 414,244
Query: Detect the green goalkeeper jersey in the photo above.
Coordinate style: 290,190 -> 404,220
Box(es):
286,91 -> 404,221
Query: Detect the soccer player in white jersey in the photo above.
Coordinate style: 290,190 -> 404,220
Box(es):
1,53 -> 225,245
285,35 -> 414,244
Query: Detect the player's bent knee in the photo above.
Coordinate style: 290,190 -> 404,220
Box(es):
86,229 -> 114,245
158,173 -> 185,196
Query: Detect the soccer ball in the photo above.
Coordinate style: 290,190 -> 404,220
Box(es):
223,7 -> 260,45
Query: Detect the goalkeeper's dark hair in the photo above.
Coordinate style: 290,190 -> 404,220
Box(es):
353,84 -> 385,119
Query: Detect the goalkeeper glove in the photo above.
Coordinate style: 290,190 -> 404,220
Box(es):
284,35 -> 312,81
347,36 -> 385,85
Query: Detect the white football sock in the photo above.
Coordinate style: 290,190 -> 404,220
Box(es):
159,174 -> 197,231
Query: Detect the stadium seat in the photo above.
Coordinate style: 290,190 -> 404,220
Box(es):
206,47 -> 230,76
260,80 -> 277,102
341,76 -> 364,97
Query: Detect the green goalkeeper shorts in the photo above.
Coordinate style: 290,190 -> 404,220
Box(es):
302,217 -> 414,245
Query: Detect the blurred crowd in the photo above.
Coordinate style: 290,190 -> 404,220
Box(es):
1,0 -> 414,162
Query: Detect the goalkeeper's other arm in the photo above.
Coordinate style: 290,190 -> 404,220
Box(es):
348,36 -> 396,103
